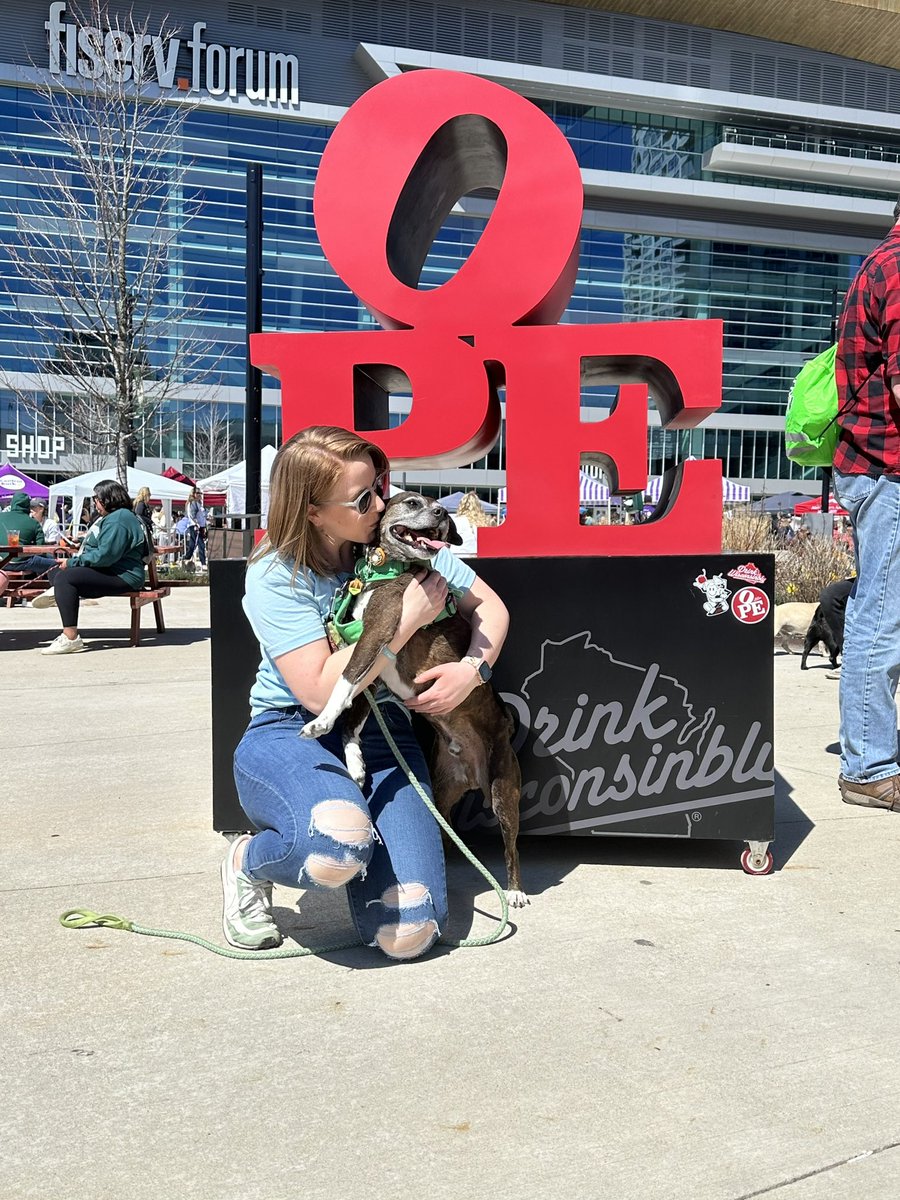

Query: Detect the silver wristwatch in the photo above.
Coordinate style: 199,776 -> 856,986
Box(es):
462,655 -> 492,685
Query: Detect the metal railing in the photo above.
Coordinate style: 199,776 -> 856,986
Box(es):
719,126 -> 900,165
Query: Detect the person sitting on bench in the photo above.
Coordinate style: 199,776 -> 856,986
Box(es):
33,480 -> 147,655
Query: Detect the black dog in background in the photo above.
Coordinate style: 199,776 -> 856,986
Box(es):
800,577 -> 854,670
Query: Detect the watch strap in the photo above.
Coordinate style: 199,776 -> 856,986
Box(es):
462,655 -> 490,684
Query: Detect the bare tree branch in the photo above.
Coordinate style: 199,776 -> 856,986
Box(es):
2,0 -> 222,485
184,404 -> 242,480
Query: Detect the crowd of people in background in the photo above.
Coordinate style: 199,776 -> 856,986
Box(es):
770,512 -> 854,550
1,481 -> 216,647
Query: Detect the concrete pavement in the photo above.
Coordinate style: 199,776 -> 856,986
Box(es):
2,590 -> 899,1200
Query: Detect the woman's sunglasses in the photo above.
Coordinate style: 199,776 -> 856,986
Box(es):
319,473 -> 386,516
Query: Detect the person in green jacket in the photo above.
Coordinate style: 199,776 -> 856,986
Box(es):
33,480 -> 148,655
0,493 -> 52,598
0,492 -> 46,559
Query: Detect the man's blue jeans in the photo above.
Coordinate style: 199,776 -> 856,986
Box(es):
833,470 -> 900,783
8,555 -> 57,575
234,702 -> 449,958
185,526 -> 206,565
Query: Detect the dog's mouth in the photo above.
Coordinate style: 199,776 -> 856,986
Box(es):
389,524 -> 448,554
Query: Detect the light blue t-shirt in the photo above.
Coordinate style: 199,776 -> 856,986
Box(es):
243,548 -> 477,714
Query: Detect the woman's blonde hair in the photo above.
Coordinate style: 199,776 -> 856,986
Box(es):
252,426 -> 389,578
455,491 -> 492,527
133,486 -> 151,507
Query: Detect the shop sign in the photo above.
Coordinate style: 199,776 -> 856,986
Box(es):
5,433 -> 67,461
45,3 -> 300,105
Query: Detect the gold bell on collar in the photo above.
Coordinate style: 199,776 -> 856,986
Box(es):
368,546 -> 388,568
348,578 -> 363,595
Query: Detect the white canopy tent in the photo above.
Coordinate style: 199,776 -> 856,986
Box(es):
644,473 -> 751,505
49,467 -> 193,534
196,445 -> 278,521
498,470 -> 610,504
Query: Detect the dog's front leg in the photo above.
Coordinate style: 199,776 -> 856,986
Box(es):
300,640 -> 387,739
341,695 -> 371,786
301,583 -> 410,740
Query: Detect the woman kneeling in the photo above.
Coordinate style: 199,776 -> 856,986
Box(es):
226,426 -> 510,960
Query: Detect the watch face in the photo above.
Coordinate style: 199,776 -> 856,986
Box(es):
478,661 -> 492,683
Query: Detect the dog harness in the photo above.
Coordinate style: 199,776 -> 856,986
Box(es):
327,547 -> 458,650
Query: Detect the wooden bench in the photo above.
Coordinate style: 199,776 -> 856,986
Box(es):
4,551 -> 171,646
126,554 -> 171,647
2,571 -> 53,608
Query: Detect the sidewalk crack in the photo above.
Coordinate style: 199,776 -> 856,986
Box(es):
732,1138 -> 900,1199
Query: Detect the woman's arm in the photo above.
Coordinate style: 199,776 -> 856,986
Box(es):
456,573 -> 510,667
406,572 -> 510,716
274,569 -> 451,714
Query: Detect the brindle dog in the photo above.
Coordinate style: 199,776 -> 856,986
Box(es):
300,492 -> 526,906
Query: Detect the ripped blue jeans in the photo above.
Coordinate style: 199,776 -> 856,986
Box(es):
233,703 -> 448,959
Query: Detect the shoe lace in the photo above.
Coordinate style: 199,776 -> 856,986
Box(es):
238,873 -> 273,922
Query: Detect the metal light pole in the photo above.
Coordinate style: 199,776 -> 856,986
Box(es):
244,164 -> 263,531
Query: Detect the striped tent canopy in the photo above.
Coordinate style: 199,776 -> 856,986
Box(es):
644,473 -> 751,504
499,470 -> 610,504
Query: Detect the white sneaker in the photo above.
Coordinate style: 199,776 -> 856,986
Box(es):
41,633 -> 85,655
31,593 -> 58,610
825,666 -> 841,680
221,834 -> 282,950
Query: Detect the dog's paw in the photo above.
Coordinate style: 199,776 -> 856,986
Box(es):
345,743 -> 367,788
505,889 -> 529,908
300,718 -> 332,739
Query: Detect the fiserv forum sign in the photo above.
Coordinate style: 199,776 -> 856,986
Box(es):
44,2 -> 300,104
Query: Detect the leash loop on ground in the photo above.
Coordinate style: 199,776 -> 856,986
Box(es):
59,691 -> 510,958
60,909 -> 134,931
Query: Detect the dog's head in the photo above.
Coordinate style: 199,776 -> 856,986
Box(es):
377,492 -> 463,564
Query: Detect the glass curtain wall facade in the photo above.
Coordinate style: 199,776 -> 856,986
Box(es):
1,5 -> 897,494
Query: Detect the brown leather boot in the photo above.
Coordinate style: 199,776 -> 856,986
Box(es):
839,774 -> 900,811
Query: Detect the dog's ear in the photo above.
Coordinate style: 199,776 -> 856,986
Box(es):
447,516 -> 463,546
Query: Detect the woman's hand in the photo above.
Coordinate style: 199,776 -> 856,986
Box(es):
399,569 -> 449,635
405,661 -> 479,715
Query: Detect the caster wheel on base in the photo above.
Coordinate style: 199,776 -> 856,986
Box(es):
741,847 -> 774,875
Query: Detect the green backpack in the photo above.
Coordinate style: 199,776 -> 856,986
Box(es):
784,344 -> 841,469
785,345 -> 880,468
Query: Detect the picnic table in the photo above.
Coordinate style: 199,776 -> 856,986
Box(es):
1,543 -> 72,606
3,542 -> 179,645
1,542 -> 54,571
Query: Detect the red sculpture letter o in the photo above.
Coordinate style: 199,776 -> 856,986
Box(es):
313,69 -> 584,332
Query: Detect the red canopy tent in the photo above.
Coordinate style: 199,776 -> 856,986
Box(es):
162,464 -> 228,506
793,495 -> 847,516
162,466 -> 196,486
161,465 -> 228,508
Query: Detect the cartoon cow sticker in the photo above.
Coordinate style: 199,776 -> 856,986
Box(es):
693,569 -> 731,617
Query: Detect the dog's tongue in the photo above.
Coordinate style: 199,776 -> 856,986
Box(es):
418,536 -> 448,551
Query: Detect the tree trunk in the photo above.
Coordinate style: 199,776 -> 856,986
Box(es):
116,427 -> 130,487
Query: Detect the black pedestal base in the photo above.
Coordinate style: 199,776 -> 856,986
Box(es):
211,555 -> 774,851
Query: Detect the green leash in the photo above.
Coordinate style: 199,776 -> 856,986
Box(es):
60,691 -> 510,960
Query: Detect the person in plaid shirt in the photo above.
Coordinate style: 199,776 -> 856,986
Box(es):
833,196 -> 900,812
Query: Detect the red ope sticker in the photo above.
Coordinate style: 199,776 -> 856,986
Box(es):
731,586 -> 770,624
